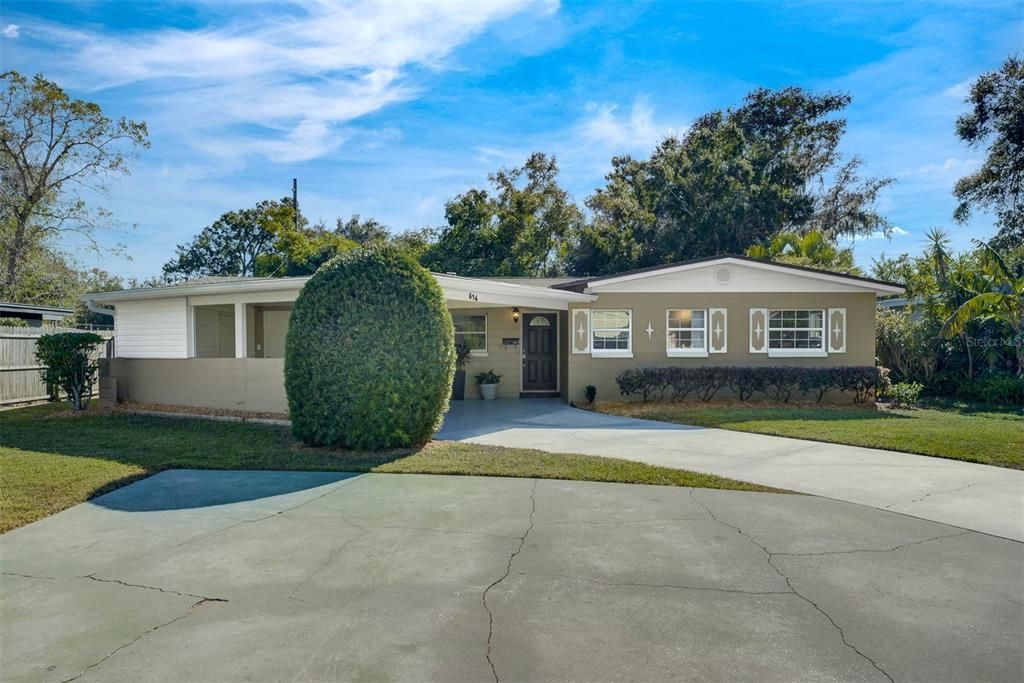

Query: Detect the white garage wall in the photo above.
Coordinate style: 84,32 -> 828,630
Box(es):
115,298 -> 188,358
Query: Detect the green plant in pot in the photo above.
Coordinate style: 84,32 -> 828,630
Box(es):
451,343 -> 473,401
476,370 -> 502,400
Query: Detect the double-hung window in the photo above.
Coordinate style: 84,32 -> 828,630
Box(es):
767,309 -> 826,356
591,309 -> 632,357
666,309 -> 707,357
452,314 -> 487,355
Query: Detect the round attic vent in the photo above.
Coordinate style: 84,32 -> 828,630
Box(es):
714,266 -> 732,285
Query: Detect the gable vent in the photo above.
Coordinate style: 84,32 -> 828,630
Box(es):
714,266 -> 733,285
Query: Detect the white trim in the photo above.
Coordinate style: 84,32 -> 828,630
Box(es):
452,312 -> 488,356
571,308 -> 591,354
768,348 -> 829,358
87,272 -> 597,308
582,257 -> 904,295
435,274 -> 596,310
749,308 -> 768,354
667,349 -> 709,358
828,308 -> 847,353
590,309 -> 632,357
234,302 -> 246,358
665,308 -> 708,357
767,308 -> 826,355
709,308 -> 727,354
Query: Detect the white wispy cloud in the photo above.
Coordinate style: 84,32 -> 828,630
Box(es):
578,98 -> 682,151
1,24 -> 19,38
26,1 -> 550,163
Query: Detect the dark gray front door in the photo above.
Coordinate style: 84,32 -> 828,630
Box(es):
522,313 -> 557,392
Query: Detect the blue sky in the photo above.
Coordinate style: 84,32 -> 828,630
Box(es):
1,0 -> 1020,279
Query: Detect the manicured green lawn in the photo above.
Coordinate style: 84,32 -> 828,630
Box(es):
595,401 -> 1024,469
0,403 -> 774,533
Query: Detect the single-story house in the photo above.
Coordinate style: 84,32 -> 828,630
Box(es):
0,301 -> 74,327
83,255 -> 903,412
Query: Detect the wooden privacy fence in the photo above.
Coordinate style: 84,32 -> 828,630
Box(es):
0,326 -> 114,406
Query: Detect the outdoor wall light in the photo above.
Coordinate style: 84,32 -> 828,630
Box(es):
512,307 -> 520,323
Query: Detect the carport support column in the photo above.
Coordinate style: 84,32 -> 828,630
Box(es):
234,302 -> 247,358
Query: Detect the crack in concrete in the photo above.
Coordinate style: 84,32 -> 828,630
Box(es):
517,571 -> 795,597
2,571 -> 228,604
82,574 -> 229,603
884,482 -> 984,509
772,531 -> 971,558
288,529 -> 371,602
481,479 -> 537,683
59,597 -> 224,683
689,489 -> 895,683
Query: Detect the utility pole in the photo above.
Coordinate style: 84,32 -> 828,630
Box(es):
292,178 -> 299,232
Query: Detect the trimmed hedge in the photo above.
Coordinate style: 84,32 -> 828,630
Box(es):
285,247 -> 455,449
616,366 -> 885,404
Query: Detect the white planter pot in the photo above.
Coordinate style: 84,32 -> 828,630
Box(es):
479,383 -> 499,400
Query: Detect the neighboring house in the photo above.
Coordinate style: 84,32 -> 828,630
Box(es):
83,255 -> 903,412
0,302 -> 74,327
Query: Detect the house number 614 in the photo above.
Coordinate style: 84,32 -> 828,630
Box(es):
468,293 -> 479,301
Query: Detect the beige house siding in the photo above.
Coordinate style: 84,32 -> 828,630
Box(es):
454,307 -> 564,399
108,358 -> 288,413
568,292 -> 876,402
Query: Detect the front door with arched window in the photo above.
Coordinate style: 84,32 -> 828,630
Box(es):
522,312 -> 557,393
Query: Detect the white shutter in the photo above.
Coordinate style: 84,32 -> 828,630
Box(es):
749,308 -> 768,354
709,308 -> 727,353
571,308 -> 591,354
828,308 -> 847,353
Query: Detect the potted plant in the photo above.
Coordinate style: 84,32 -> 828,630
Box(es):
475,370 -> 502,400
451,343 -> 473,401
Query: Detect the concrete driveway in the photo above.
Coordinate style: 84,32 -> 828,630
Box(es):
2,471 -> 1022,682
438,400 -> 1024,541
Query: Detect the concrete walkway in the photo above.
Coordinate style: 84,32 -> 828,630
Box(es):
2,471 -> 1021,681
438,399 -> 1024,541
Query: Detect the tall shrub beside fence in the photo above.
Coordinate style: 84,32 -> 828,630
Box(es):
0,326 -> 112,406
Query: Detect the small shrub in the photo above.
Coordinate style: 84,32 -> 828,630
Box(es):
690,367 -> 726,402
885,381 -> 924,408
956,372 -> 1024,405
798,367 -> 834,403
0,317 -> 29,327
454,343 -> 473,371
285,247 -> 454,449
725,369 -> 764,402
35,332 -> 104,410
475,370 -> 502,385
833,366 -> 885,403
761,367 -> 803,403
584,384 -> 597,403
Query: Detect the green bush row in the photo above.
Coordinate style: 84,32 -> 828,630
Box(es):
954,372 -> 1024,405
615,366 -> 886,404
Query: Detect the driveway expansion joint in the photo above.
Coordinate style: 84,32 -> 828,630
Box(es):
482,479 -> 537,683
688,489 -> 895,683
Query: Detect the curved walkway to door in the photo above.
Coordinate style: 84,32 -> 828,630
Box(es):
438,399 -> 1024,541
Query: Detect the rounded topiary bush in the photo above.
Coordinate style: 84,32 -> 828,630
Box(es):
285,247 -> 455,449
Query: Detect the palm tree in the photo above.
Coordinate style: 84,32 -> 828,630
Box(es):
746,229 -> 861,274
943,241 -> 1024,375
